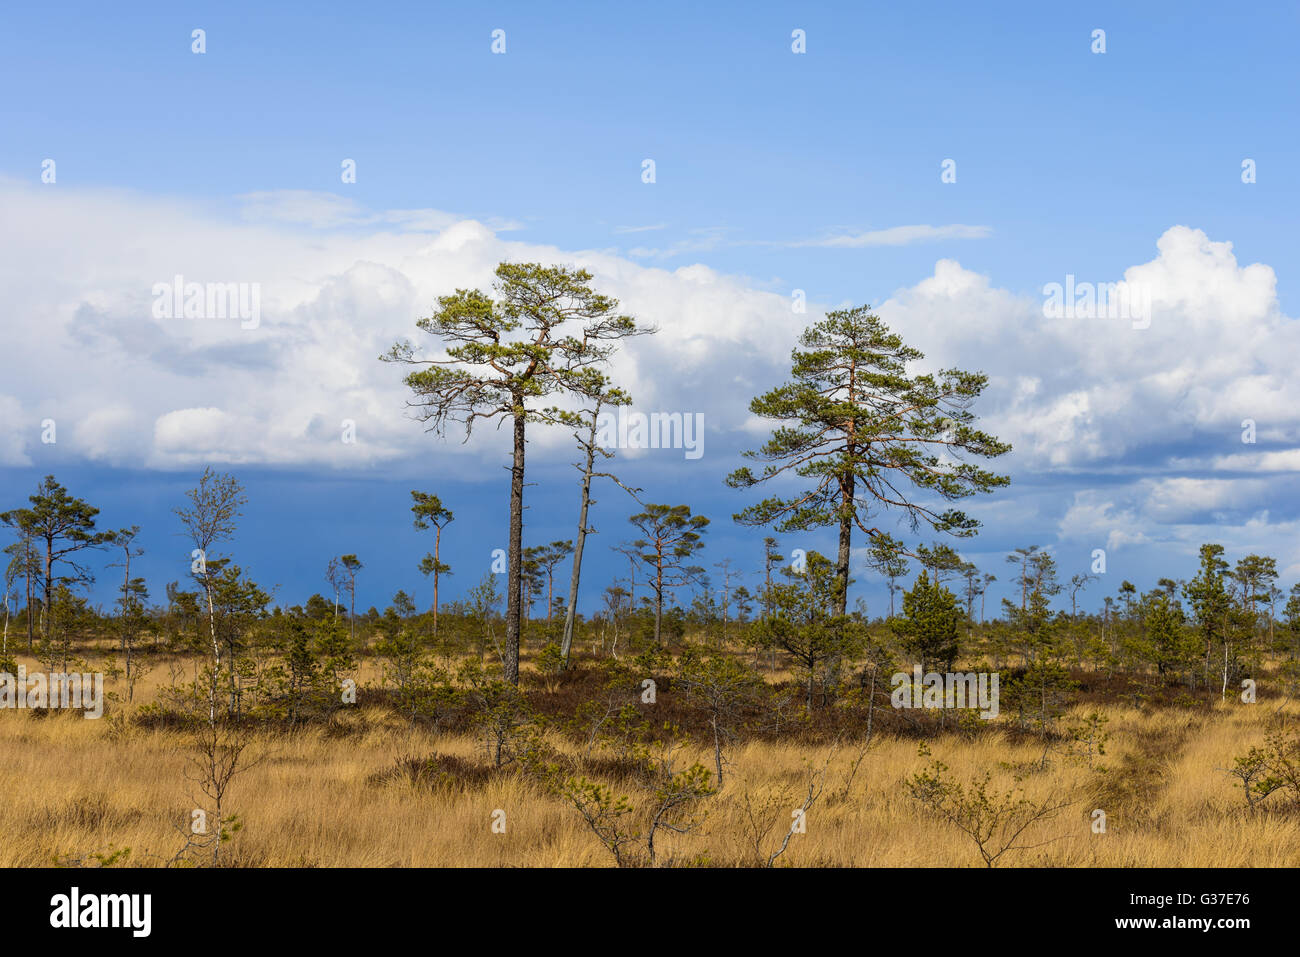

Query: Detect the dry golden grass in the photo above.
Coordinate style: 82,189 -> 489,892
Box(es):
3,651 -> 1298,867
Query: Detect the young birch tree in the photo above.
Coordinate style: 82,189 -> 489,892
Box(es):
108,525 -> 144,658
325,557 -> 348,620
174,468 -> 247,725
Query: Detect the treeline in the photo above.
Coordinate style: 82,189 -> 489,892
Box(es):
3,466 -> 1298,721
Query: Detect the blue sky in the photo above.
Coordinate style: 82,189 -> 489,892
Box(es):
2,1 -> 1298,616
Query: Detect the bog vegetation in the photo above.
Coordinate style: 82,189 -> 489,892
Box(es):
2,263 -> 1298,868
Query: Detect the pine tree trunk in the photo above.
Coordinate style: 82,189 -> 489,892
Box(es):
828,473 -> 854,697
835,475 -> 853,618
24,538 -> 34,652
433,525 -> 441,638
654,562 -> 664,645
121,550 -> 130,658
712,714 -> 723,785
561,419 -> 598,668
43,539 -> 53,646
504,409 -> 526,685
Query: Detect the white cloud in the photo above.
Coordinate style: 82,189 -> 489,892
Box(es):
878,227 -> 1300,475
625,223 -> 991,259
1138,477 -> 1271,523
1057,491 -> 1150,550
0,396 -> 32,467
628,227 -> 733,260
1209,449 -> 1300,472
237,189 -> 525,234
789,224 -> 992,248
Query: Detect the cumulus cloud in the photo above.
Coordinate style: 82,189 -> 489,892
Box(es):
878,228 -> 1299,472
0,178 -> 796,473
